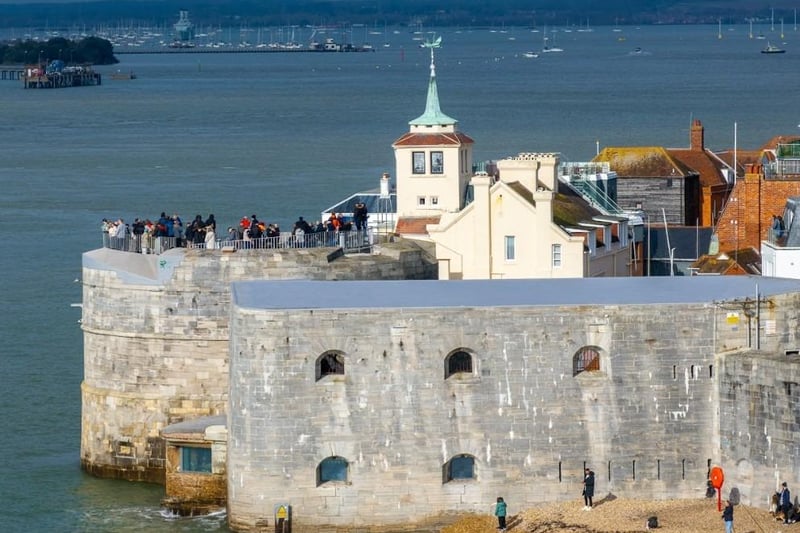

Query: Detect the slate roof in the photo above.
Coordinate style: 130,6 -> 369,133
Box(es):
594,146 -> 696,177
162,415 -> 227,435
648,226 -> 714,260
781,196 -> 800,247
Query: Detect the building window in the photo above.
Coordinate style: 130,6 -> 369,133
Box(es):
412,151 -> 426,174
316,351 -> 345,381
505,236 -> 516,261
431,196 -> 439,206
317,456 -> 348,485
418,196 -> 426,206
443,454 -> 476,482
552,244 -> 562,267
573,346 -> 601,376
445,349 -> 474,379
431,151 -> 444,174
180,446 -> 212,473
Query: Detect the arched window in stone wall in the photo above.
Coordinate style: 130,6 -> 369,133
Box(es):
573,346 -> 601,376
316,350 -> 345,381
317,456 -> 348,486
443,454 -> 476,483
444,348 -> 474,379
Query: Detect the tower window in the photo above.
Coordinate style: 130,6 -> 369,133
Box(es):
412,152 -> 426,174
431,151 -> 444,174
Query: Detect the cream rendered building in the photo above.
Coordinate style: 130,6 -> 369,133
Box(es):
392,41 -> 632,279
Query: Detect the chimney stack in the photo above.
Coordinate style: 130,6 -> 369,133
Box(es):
691,119 -> 704,151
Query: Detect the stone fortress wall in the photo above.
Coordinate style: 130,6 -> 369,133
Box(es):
227,280 -> 800,532
80,241 -> 436,482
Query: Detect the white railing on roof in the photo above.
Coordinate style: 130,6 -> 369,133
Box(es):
102,230 -> 373,254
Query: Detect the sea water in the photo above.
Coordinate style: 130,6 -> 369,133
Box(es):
1,24 -> 797,532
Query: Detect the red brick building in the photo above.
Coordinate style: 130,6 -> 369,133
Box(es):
714,136 -> 800,253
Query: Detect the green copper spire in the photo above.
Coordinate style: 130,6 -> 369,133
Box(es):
409,36 -> 457,127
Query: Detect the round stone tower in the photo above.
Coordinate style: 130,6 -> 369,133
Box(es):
80,243 -> 435,482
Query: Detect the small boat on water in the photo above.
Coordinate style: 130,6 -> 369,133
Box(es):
110,70 -> 136,80
761,43 -> 786,54
522,51 -> 539,58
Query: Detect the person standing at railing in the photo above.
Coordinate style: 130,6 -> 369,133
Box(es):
205,223 -> 216,249
101,218 -> 111,248
172,215 -> 184,248
772,214 -> 783,242
204,214 -> 217,232
132,218 -> 145,253
114,219 -> 128,251
107,219 -> 118,248
353,202 -> 368,231
227,227 -> 238,243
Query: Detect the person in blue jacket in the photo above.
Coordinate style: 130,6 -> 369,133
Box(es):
780,482 -> 792,525
494,496 -> 507,531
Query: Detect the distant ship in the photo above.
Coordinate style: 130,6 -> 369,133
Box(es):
173,10 -> 195,42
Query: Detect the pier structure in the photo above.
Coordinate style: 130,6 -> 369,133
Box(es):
22,64 -> 101,89
0,67 -> 24,81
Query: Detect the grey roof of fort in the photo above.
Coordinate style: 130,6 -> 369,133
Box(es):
232,276 -> 800,311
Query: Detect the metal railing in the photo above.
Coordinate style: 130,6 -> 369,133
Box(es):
563,177 -> 624,215
764,159 -> 800,180
102,230 -> 374,254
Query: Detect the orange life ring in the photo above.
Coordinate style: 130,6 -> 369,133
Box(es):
710,466 -> 724,489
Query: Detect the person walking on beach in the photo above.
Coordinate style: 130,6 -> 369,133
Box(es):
583,468 -> 595,510
721,499 -> 733,533
494,496 -> 507,531
780,482 -> 792,524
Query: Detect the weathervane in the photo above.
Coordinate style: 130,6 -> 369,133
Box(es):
421,35 -> 442,75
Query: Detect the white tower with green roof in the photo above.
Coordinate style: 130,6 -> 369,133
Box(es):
392,37 -> 474,229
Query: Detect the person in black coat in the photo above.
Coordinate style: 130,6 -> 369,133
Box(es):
582,468 -> 595,510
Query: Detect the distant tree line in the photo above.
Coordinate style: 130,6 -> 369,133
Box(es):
0,37 -> 118,66
0,0 -> 790,29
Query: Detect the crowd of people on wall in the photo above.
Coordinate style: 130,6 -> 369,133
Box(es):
101,206 -> 369,254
